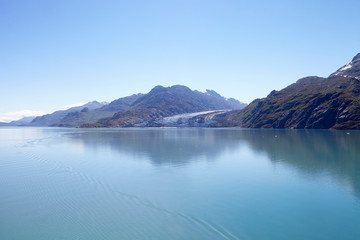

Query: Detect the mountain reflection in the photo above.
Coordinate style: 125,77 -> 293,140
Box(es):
65,129 -> 243,166
239,129 -> 360,198
66,128 -> 360,198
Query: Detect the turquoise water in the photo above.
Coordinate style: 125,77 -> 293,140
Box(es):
0,127 -> 359,240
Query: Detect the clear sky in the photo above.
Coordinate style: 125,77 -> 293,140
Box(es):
1,0 -> 359,121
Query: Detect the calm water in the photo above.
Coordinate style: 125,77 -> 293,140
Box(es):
0,128 -> 359,240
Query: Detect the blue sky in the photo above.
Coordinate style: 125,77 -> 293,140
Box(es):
1,0 -> 359,121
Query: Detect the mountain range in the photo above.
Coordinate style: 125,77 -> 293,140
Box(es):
51,94 -> 144,127
0,116 -> 37,126
82,85 -> 246,127
3,53 -> 360,129
4,87 -> 244,128
28,101 -> 108,126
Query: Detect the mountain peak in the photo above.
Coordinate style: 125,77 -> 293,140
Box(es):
352,53 -> 360,62
329,53 -> 360,79
147,85 -> 193,95
205,89 -> 222,98
149,85 -> 166,93
169,85 -> 192,91
81,101 -> 107,109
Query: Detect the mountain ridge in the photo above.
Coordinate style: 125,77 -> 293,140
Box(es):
329,53 -> 360,79
0,116 -> 36,126
29,101 -> 107,126
52,94 -> 145,127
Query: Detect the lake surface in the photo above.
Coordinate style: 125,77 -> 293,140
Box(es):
1,127 -> 360,240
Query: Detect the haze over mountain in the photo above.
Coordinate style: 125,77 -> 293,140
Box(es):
29,101 -> 107,126
82,85 -> 246,127
52,94 -> 144,127
0,116 -> 36,126
214,53 -> 360,129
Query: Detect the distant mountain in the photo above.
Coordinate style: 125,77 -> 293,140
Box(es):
0,116 -> 36,126
52,94 -> 144,127
9,116 -> 36,126
199,89 -> 247,110
81,85 -> 246,127
100,94 -> 144,112
215,53 -> 360,129
29,101 -> 106,126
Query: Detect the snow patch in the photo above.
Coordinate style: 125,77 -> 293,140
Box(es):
64,102 -> 86,109
201,90 -> 211,96
339,63 -> 352,72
